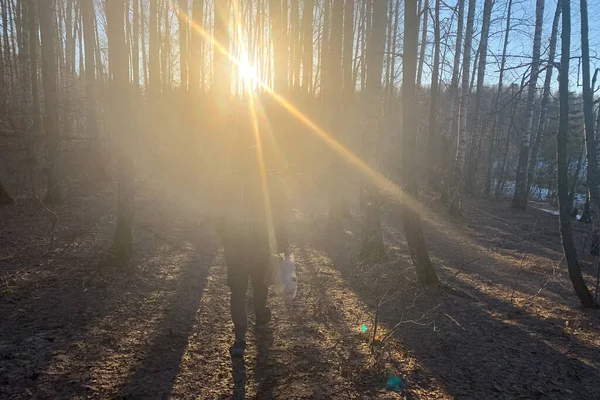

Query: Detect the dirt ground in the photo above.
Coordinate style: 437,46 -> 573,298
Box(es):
1,175 -> 599,399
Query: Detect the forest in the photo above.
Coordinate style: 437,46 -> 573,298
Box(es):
1,0 -> 600,398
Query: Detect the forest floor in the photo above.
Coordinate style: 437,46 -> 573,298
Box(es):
1,175 -> 600,399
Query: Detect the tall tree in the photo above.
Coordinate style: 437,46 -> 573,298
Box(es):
19,0 -> 34,162
464,0 -> 492,192
580,0 -> 600,255
132,0 -> 140,89
177,0 -> 189,91
270,0 -> 287,93
360,0 -> 386,261
189,0 -> 204,95
512,0 -> 544,210
105,0 -> 134,263
326,0 -> 344,230
427,0 -> 440,173
82,0 -> 104,177
557,0 -> 598,308
441,0 -> 464,200
38,0 -> 61,204
342,0 -> 354,99
449,0 -> 475,216
485,0 -> 513,196
214,1 -> 230,100
28,0 -> 41,136
404,0 -> 438,284
416,0 -> 428,87
527,0 -> 561,196
301,0 -> 314,93
149,0 -> 160,97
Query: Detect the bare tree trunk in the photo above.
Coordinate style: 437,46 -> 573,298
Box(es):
427,0 -> 440,176
141,0 -> 148,88
441,0 -> 464,202
28,0 -> 41,136
149,0 -> 160,97
214,1 -> 230,101
342,0 -> 354,100
579,0 -> 600,256
485,0 -> 513,196
177,0 -> 188,91
416,0 -> 428,87
301,0 -> 314,93
513,0 -> 544,210
189,0 -> 203,96
289,0 -> 299,89
270,0 -> 287,93
557,0 -> 598,308
82,0 -> 105,178
162,1 -> 171,92
388,0 -> 398,100
39,0 -> 61,204
360,0 -> 370,93
527,0 -> 560,196
403,0 -> 438,285
19,0 -> 34,162
464,0 -> 492,193
132,0 -> 140,88
93,9 -> 104,78
360,0 -> 386,261
449,0 -> 475,216
320,0 -> 331,97
105,0 -> 134,264
327,0 -> 344,231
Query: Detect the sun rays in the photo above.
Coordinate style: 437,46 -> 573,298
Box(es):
174,2 -> 464,245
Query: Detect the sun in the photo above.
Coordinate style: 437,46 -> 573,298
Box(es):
238,59 -> 260,89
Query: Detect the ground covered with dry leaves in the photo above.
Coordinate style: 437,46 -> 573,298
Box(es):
1,177 -> 599,399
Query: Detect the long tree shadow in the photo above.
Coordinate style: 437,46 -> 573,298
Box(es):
312,220 -> 600,399
117,244 -> 217,399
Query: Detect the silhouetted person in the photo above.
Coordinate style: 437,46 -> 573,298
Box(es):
215,135 -> 288,358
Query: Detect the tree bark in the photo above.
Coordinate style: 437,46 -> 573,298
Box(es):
416,0 -> 428,87
301,0 -> 314,93
189,0 -> 203,96
512,0 -> 544,210
464,0 -> 493,193
404,0 -> 438,285
28,0 -> 41,136
82,0 -> 105,178
441,0 -> 464,202
38,0 -> 61,204
360,0 -> 386,262
270,0 -> 287,93
105,0 -> 134,264
18,0 -> 34,162
579,0 -> 600,256
326,0 -> 344,230
342,0 -> 353,99
427,0 -> 440,176
485,0 -> 512,196
557,0 -> 598,308
213,0 -> 230,100
449,0 -> 475,216
527,0 -> 560,197
132,0 -> 140,88
177,0 -> 188,91
149,0 -> 160,98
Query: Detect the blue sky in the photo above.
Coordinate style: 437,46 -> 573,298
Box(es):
472,0 -> 600,91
